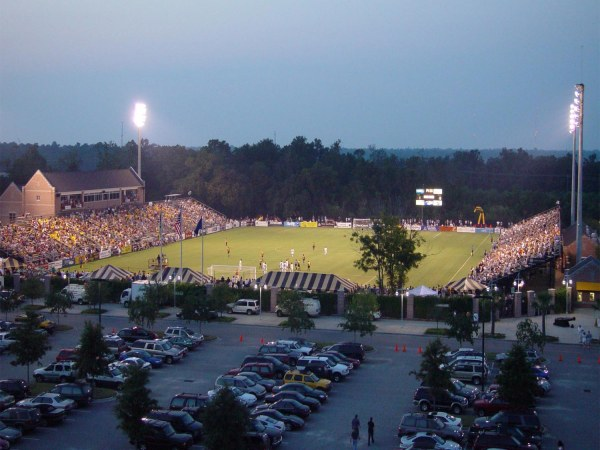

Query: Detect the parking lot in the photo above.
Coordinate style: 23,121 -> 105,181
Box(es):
1,312 -> 599,449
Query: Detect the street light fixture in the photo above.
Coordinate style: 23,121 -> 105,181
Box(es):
562,272 -> 573,313
254,283 -> 267,315
133,102 -> 147,179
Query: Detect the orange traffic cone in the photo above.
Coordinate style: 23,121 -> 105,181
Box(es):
260,337 -> 264,344
558,354 -> 563,362
577,355 -> 581,364
239,335 -> 244,343
402,344 -> 407,353
418,346 -> 422,354
395,344 -> 399,352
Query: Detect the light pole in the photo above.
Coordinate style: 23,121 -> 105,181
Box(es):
562,272 -> 573,313
569,84 -> 584,262
133,102 -> 147,179
513,274 -> 524,293
255,283 -> 267,315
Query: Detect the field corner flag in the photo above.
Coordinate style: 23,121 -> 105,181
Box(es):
194,217 -> 203,236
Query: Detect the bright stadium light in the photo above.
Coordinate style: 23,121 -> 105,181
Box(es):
570,84 -> 584,263
133,102 -> 147,178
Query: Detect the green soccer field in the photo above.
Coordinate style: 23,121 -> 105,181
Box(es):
78,227 -> 495,288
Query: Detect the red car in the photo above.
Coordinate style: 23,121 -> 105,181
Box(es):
55,348 -> 80,362
473,396 -> 512,417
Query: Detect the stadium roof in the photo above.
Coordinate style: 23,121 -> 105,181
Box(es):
41,167 -> 143,193
257,271 -> 357,293
88,264 -> 132,281
150,267 -> 212,285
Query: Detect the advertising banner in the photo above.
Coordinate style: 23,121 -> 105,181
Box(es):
335,222 -> 352,229
300,221 -> 318,228
268,220 -> 283,226
255,220 -> 269,227
99,249 -> 112,259
439,226 -> 456,232
48,260 -> 63,270
283,221 -> 300,227
62,258 -> 75,267
457,227 -> 476,233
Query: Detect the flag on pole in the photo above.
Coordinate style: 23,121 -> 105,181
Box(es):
194,217 -> 203,236
174,210 -> 182,237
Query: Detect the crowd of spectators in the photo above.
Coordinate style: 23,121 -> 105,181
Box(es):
471,207 -> 561,284
0,198 -> 229,269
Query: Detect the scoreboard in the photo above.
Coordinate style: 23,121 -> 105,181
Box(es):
416,188 -> 443,206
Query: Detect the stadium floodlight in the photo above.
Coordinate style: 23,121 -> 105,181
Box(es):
570,84 -> 584,263
133,102 -> 147,179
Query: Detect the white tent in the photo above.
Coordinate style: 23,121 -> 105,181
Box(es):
407,285 -> 438,297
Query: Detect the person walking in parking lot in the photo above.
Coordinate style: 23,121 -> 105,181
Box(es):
350,428 -> 359,450
367,417 -> 374,445
352,414 -> 360,437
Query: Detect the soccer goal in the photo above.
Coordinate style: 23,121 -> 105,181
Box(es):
208,265 -> 257,280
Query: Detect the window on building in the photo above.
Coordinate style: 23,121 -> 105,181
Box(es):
36,195 -> 40,201
9,212 -> 16,223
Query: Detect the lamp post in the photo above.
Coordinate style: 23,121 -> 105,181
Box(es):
255,283 -> 267,315
562,272 -> 573,313
475,293 -> 492,391
513,274 -> 524,293
133,102 -> 147,179
395,290 -> 404,321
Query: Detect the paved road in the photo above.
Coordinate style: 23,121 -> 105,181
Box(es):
0,306 -> 598,449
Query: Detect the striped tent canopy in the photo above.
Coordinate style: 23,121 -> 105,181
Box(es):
445,277 -> 487,293
256,271 -> 357,293
89,264 -> 132,281
1,257 -> 22,270
150,267 -> 211,285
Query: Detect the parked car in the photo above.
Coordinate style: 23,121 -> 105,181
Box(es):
0,407 -> 42,432
103,335 -> 130,354
169,393 -> 209,420
286,336 -> 317,353
283,370 -> 332,392
49,382 -> 93,407
244,430 -> 271,450
237,371 -> 277,392
445,347 -> 481,360
168,336 -> 199,351
146,409 -> 203,442
468,410 -> 543,446
116,357 -> 152,374
208,386 -> 256,407
413,387 -> 469,415
264,391 -> 320,411
60,284 -> 87,305
33,361 -> 77,383
130,339 -> 184,364
23,403 -> 66,426
164,326 -> 204,345
242,356 -> 291,379
258,344 -> 302,365
496,349 -> 541,364
0,392 -> 15,411
137,417 -> 193,449
231,362 -> 279,380
447,360 -> 488,385
276,340 -> 313,356
116,327 -> 157,343
227,299 -> 260,315
450,378 -> 479,404
297,356 -> 349,382
397,412 -> 464,443
0,380 -> 30,401
215,375 -> 267,400
472,430 -> 538,449
55,348 -> 80,362
531,364 -> 550,380
17,393 -> 76,412
0,333 -> 15,352
14,313 -> 55,334
399,431 -> 462,450
317,350 -> 360,368
119,349 -> 164,368
251,407 -> 304,431
250,416 -> 284,447
473,396 -> 515,417
272,382 -> 328,403
0,420 -> 21,444
254,398 -> 311,419
426,412 -> 462,429
294,359 -> 332,381
322,342 -> 366,361
86,364 -> 126,389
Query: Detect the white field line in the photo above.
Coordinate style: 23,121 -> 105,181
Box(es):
446,234 -> 490,285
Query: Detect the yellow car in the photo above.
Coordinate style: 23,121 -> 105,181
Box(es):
283,370 -> 332,392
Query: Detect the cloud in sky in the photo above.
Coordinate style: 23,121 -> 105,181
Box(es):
0,1 -> 598,150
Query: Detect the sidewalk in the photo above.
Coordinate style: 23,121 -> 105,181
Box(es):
29,299 -> 599,346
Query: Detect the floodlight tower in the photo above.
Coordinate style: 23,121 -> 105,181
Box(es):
133,102 -> 147,179
569,85 -> 584,262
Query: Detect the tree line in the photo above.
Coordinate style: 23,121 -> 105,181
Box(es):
1,139 -> 598,228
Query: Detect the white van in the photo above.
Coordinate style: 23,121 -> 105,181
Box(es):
61,284 -> 87,305
275,297 -> 321,318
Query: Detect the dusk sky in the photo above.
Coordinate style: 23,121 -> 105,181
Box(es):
1,1 -> 598,151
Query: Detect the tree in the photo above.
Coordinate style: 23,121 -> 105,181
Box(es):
57,148 -> 82,171
211,283 -> 236,317
0,293 -> 17,321
115,366 -> 158,448
127,282 -> 164,329
410,338 -> 453,393
351,216 -> 424,291
77,321 -> 110,380
45,291 -> 71,325
278,290 -> 315,335
533,292 -> 553,339
446,311 -> 479,347
338,293 -> 377,341
202,387 -> 250,450
20,278 -> 45,304
179,293 -> 212,333
8,312 -> 51,384
496,344 -> 537,409
516,319 -> 545,353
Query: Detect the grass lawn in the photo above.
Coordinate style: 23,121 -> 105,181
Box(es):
77,228 -> 494,288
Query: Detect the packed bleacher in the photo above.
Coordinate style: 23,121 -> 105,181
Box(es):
471,207 -> 561,284
0,198 -> 229,268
